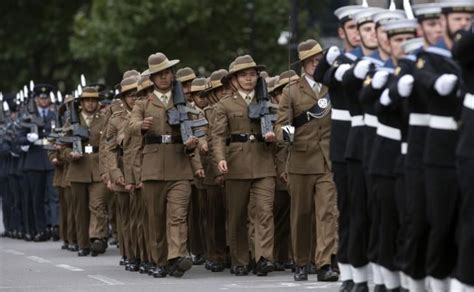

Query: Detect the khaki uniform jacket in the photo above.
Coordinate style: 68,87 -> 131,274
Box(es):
48,149 -> 64,187
274,76 -> 332,174
123,104 -> 143,185
103,109 -> 129,192
211,92 -> 276,180
129,92 -> 202,181
66,111 -> 107,183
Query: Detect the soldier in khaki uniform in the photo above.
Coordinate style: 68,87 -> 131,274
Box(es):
129,52 -> 203,278
212,55 -> 276,276
274,40 -> 339,282
66,87 -> 110,256
103,74 -> 140,269
187,77 -> 209,265
201,69 -> 230,272
176,67 -> 197,103
123,74 -> 155,274
271,71 -> 299,271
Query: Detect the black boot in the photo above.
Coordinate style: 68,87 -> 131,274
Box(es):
168,257 -> 192,278
339,280 -> 354,292
351,282 -> 369,292
317,264 -> 339,282
294,265 -> 308,281
255,257 -> 274,276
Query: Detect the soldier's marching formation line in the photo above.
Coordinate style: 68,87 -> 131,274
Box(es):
1,0 -> 473,291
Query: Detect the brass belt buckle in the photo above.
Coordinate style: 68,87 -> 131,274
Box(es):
161,135 -> 172,144
249,134 -> 256,143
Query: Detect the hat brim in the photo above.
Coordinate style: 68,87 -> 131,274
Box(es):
116,87 -> 137,99
222,64 -> 266,84
142,59 -> 180,76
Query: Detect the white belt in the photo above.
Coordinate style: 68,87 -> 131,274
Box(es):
376,123 -> 402,141
464,93 -> 474,110
409,113 -> 431,126
364,113 -> 379,128
34,138 -> 50,146
351,115 -> 364,127
401,142 -> 407,155
331,109 -> 351,121
429,115 -> 458,131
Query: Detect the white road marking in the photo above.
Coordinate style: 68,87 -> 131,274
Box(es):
88,275 -> 124,285
26,256 -> 51,263
3,249 -> 24,255
55,264 -> 84,271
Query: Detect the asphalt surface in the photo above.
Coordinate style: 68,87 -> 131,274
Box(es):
0,201 -> 346,292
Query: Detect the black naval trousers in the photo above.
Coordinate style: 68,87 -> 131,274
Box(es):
1,176 -> 11,232
455,158 -> 474,286
424,166 -> 459,280
346,160 -> 369,267
333,162 -> 350,264
19,171 -> 35,236
8,174 -> 24,233
27,170 -> 48,234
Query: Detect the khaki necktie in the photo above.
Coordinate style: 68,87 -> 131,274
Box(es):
245,95 -> 252,105
85,116 -> 92,127
161,95 -> 168,105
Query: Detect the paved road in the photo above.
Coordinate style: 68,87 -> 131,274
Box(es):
0,237 -> 345,292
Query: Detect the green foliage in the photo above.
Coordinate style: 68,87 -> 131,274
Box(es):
1,0 -> 325,93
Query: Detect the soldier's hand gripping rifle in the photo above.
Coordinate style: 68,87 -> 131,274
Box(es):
248,76 -> 279,136
59,98 -> 88,155
19,93 -> 45,136
167,80 -> 208,142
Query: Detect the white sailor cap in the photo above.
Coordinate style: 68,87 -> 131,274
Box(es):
372,10 -> 407,27
412,3 -> 442,21
334,5 -> 364,24
436,0 -> 474,14
353,8 -> 385,26
383,19 -> 418,38
402,37 -> 424,54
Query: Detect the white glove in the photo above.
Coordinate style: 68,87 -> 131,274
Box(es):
21,145 -> 30,152
398,74 -> 415,98
380,88 -> 392,106
354,60 -> 371,79
372,71 -> 389,89
434,74 -> 458,96
27,133 -> 39,143
326,46 -> 341,65
335,63 -> 351,82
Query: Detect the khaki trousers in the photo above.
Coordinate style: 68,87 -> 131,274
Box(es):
143,180 -> 191,266
288,170 -> 338,268
57,187 -> 67,242
225,177 -> 275,266
116,191 -> 131,258
137,188 -> 151,262
107,193 -> 117,242
205,185 -> 227,263
70,182 -> 108,249
129,190 -> 141,259
64,187 -> 77,244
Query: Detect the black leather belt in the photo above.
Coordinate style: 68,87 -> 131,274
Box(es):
226,133 -> 264,145
144,135 -> 183,145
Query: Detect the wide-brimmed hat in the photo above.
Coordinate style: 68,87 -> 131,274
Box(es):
176,67 -> 196,83
137,74 -> 154,94
273,70 -> 300,92
228,55 -> 266,75
123,69 -> 140,79
142,52 -> 180,76
204,69 -> 229,94
79,86 -> 102,99
298,39 -> 324,62
117,75 -> 139,98
190,78 -> 208,94
266,76 -> 279,93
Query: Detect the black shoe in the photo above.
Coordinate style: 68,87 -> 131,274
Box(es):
211,262 -> 226,272
205,260 -> 213,270
24,233 -> 33,241
351,282 -> 369,292
317,264 -> 339,282
285,260 -> 295,270
68,244 -> 79,252
233,265 -> 248,276
61,242 -> 69,250
386,289 -> 401,292
273,261 -> 286,271
17,231 -> 24,239
109,238 -> 118,246
255,257 -> 274,276
128,258 -> 140,272
119,256 -> 127,266
45,227 -> 52,240
33,232 -> 49,242
230,265 -> 236,274
90,238 -> 107,254
374,284 -> 386,292
339,280 -> 354,292
51,226 -> 60,241
153,266 -> 168,278
148,264 -> 156,276
294,265 -> 308,281
307,262 -> 317,274
78,248 -> 90,256
139,262 -> 149,274
192,254 -> 206,265
168,257 -> 192,278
